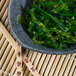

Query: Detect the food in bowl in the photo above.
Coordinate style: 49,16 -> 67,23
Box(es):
17,0 -> 76,50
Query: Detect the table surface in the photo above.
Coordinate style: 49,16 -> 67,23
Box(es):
0,0 -> 76,76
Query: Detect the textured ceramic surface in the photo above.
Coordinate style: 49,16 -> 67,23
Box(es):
8,0 -> 76,54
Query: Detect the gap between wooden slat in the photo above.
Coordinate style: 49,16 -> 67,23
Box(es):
58,54 -> 71,76
0,43 -> 11,68
68,60 -> 76,76
33,53 -> 42,69
0,32 -> 3,39
0,0 -> 10,19
22,64 -> 27,76
24,52 -> 37,76
24,53 -> 41,76
1,9 -> 7,23
27,50 -> 34,60
53,55 -> 66,76
25,49 -> 30,56
63,54 -> 76,76
0,22 -> 17,50
48,55 -> 61,76
7,25 -> 10,32
30,52 -> 38,64
12,53 -> 27,76
37,54 -> 46,72
10,59 -> 17,75
27,52 -> 38,76
0,36 -> 6,49
28,54 -> 46,76
73,68 -> 76,76
3,48 -> 15,76
0,0 -> 6,10
23,55 -> 40,76
3,50 -> 16,76
23,67 -> 30,76
0,47 -> 14,76
0,22 -> 40,76
0,40 -> 9,58
40,55 -> 51,76
23,51 -> 34,76
22,49 -> 30,75
23,51 -> 33,76
4,19 -> 8,28
15,52 -> 41,76
43,55 -> 56,76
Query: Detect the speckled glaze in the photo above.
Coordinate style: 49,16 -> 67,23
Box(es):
8,0 -> 76,54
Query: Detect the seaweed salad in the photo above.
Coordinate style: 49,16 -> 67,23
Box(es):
17,0 -> 76,50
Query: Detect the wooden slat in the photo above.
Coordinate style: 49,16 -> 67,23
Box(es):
68,60 -> 76,76
43,55 -> 56,76
30,52 -> 37,63
22,64 -> 27,76
37,54 -> 46,72
0,40 -> 9,58
23,68 -> 30,76
0,47 -> 14,76
58,54 -> 71,76
1,9 -> 7,23
25,49 -> 30,56
24,52 -> 41,76
0,22 -> 17,50
53,55 -> 66,76
0,21 -> 40,76
0,0 -> 10,19
49,55 -> 61,76
28,54 -> 47,76
63,54 -> 76,76
0,32 -> 3,39
24,68 -> 30,76
4,19 -> 8,28
23,54 -> 40,76
0,44 -> 11,68
22,50 -> 31,76
3,49 -> 15,76
0,0 -> 5,10
22,50 -> 33,76
7,25 -> 10,32
27,50 -> 34,60
3,51 -> 16,76
28,52 -> 38,76
33,53 -> 42,69
40,55 -> 51,76
16,44 -> 23,76
0,36 -> 6,49
73,68 -> 76,76
10,59 -> 17,74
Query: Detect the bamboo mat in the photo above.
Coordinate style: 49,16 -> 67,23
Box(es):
0,0 -> 76,76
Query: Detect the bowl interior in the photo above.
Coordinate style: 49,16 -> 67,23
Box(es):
8,0 -> 76,54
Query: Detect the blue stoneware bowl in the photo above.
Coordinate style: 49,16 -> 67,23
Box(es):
8,0 -> 76,54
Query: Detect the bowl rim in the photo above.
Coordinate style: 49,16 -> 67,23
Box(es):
8,0 -> 76,55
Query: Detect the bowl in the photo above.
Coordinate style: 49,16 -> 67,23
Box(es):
8,0 -> 76,54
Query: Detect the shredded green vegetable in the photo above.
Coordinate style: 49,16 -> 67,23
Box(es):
17,0 -> 76,50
